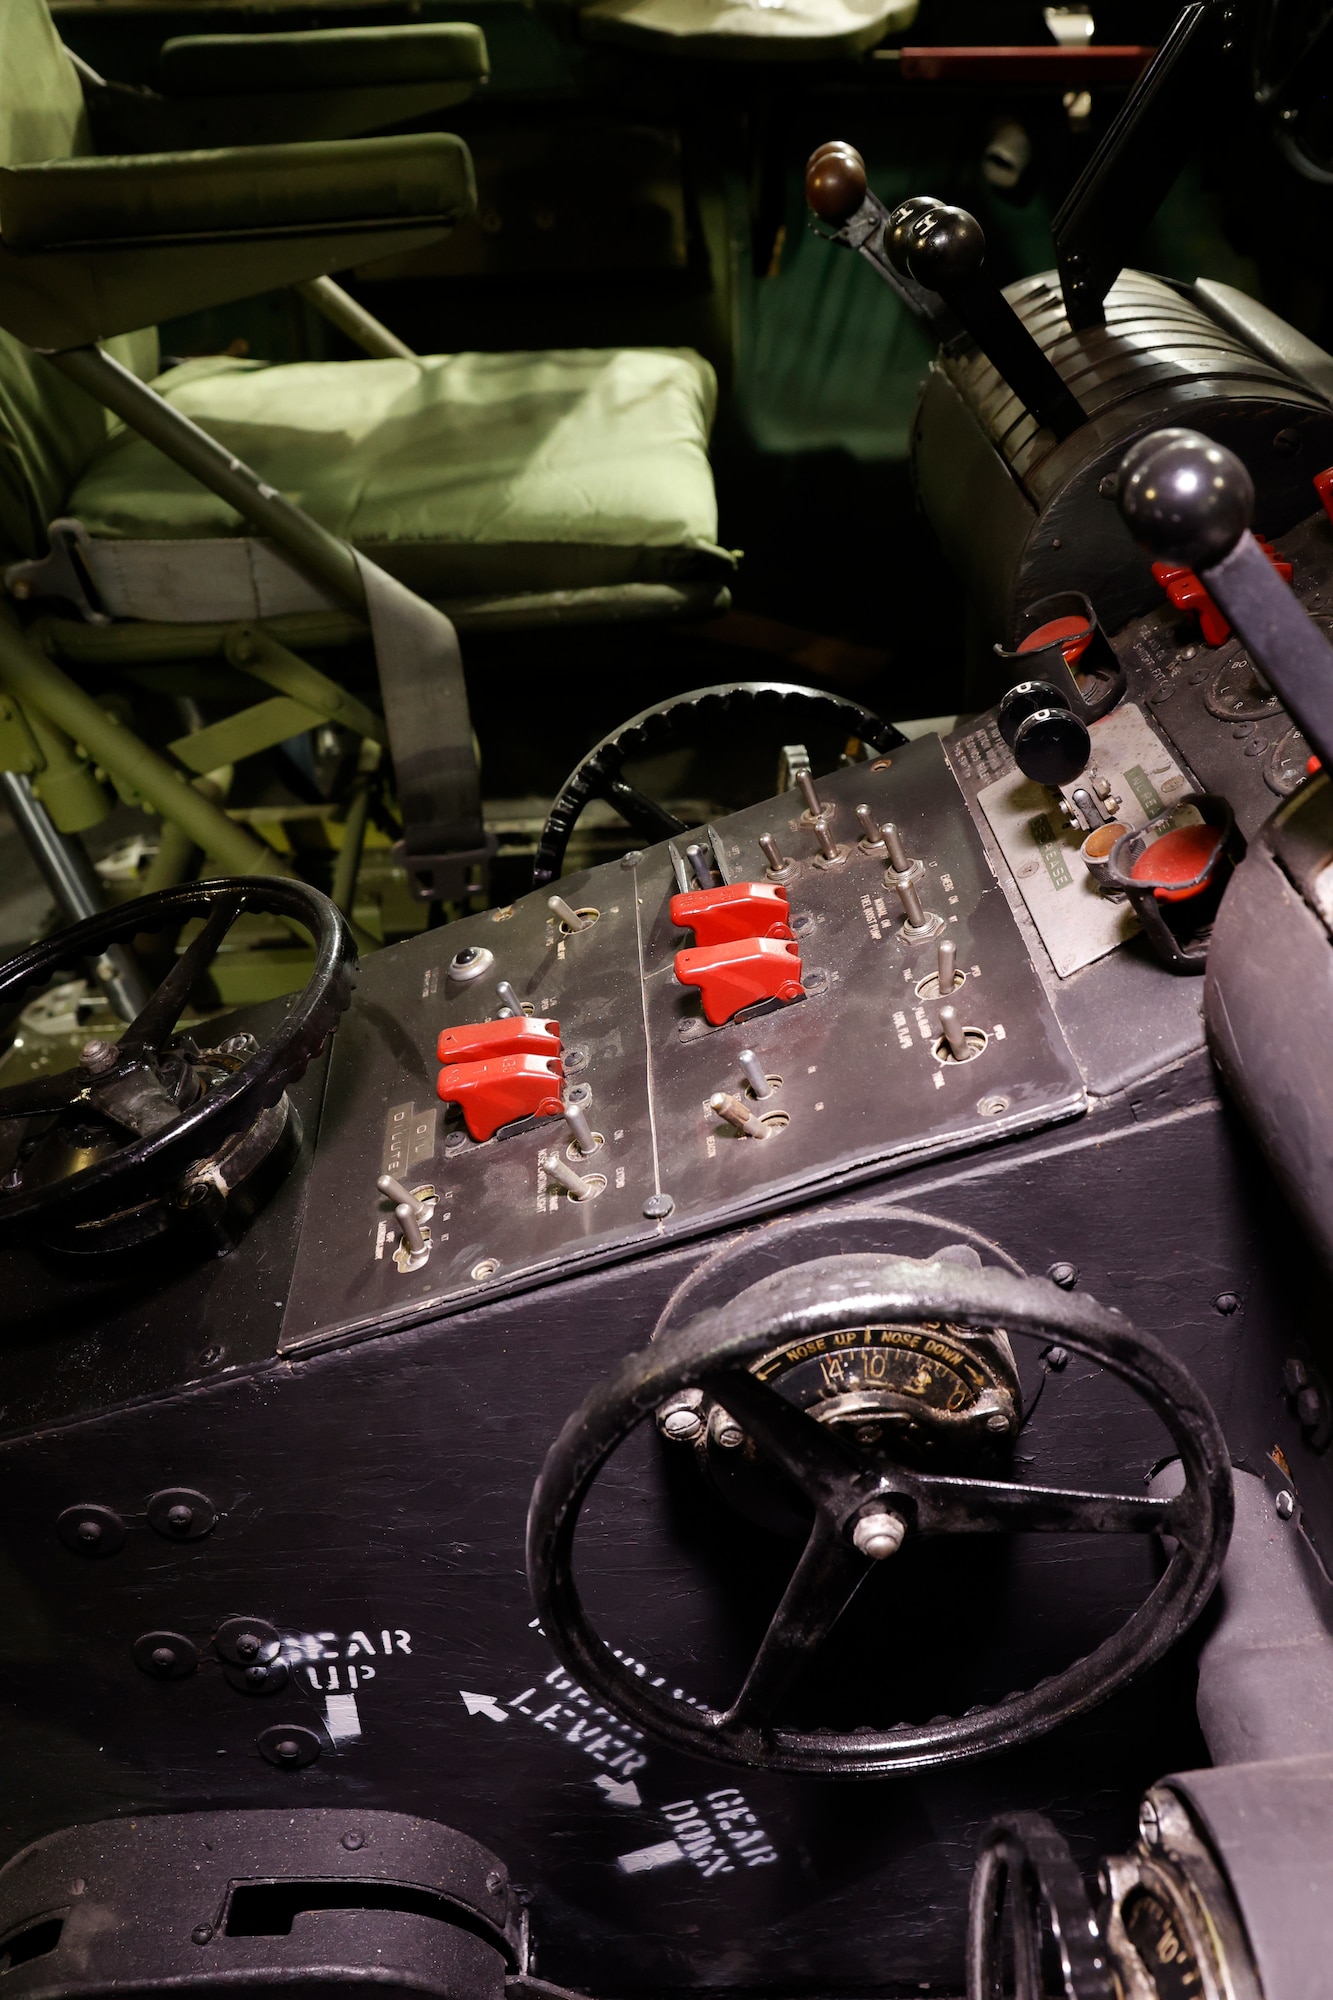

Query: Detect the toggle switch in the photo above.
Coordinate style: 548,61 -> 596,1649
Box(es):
437,1053 -> 565,1142
856,804 -> 888,853
396,1202 -> 428,1257
548,894 -> 593,933
543,1152 -> 600,1199
710,1091 -> 770,1139
758,832 -> 797,882
738,1047 -> 773,1099
495,980 -> 525,1018
670,881 -> 794,947
686,843 -> 715,890
675,937 -> 804,1026
564,1100 -> 600,1155
438,1016 -> 561,1066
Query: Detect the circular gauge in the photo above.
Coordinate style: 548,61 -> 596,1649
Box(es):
1265,723 -> 1313,795
1205,650 -> 1281,720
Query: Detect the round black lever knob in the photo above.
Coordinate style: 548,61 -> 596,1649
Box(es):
998,678 -> 1071,750
1116,427 -> 1254,572
1011,707 -> 1091,788
884,195 -> 944,273
805,142 -> 867,226
901,204 -> 987,290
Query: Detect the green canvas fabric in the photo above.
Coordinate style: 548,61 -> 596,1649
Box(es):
0,0 -> 157,561
159,24 -> 490,97
67,347 -> 732,594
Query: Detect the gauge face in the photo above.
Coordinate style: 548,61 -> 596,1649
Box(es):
1266,722 -> 1313,796
753,1322 -> 1002,1426
1121,1885 -> 1206,2000
1205,651 -> 1280,721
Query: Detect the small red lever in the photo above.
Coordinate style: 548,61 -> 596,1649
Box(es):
438,1017 -> 561,1066
1153,538 -> 1293,649
674,936 -> 804,1026
669,882 -> 793,946
436,1052 -> 565,1142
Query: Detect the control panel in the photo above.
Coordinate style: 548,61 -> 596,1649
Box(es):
282,735 -> 1087,1350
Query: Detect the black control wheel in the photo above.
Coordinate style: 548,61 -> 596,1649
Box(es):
0,878 -> 355,1242
967,1812 -> 1116,2000
532,683 -> 902,889
527,1254 -> 1233,1776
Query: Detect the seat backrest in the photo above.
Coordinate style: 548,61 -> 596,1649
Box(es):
0,0 -> 159,564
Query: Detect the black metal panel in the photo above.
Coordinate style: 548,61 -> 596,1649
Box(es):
282,738 -> 1085,1352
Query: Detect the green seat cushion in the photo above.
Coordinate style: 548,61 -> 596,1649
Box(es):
159,24 -> 490,97
66,346 -> 731,597
577,0 -> 917,60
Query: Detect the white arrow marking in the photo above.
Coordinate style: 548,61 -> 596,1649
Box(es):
594,1775 -> 642,1807
618,1840 -> 685,1875
460,1691 -> 508,1721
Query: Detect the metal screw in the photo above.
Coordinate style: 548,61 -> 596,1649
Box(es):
660,1402 -> 705,1442
341,1831 -> 365,1851
1047,1261 -> 1078,1289
643,1192 -> 675,1219
620,850 -> 643,870
852,1510 -> 906,1559
486,1872 -> 505,1897
986,1412 -> 1010,1433
200,1345 -> 224,1368
192,1926 -> 214,1946
79,1038 -> 118,1074
1139,1798 -> 1161,1847
1213,1292 -> 1241,1315
234,1632 -> 261,1661
1045,1346 -> 1069,1371
77,1519 -> 102,1545
273,1738 -> 302,1763
166,1504 -> 194,1533
714,1418 -> 746,1450
151,1646 -> 177,1673
246,1663 -> 270,1686
1276,1489 -> 1296,1520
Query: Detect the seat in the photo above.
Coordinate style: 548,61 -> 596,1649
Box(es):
573,0 -> 918,62
25,345 -> 728,622
0,0 -> 730,980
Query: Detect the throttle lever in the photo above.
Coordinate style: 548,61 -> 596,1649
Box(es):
888,200 -> 1087,443
804,143 -> 958,339
1116,428 -> 1333,771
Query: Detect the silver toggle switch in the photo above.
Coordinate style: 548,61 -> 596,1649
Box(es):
880,821 -> 914,876
812,814 -> 845,864
496,980 -> 524,1017
796,769 -> 825,821
686,842 -> 714,890
856,803 -> 887,851
395,1201 -> 427,1257
937,938 -> 957,996
564,1100 -> 599,1155
938,1005 -> 970,1062
548,894 -> 592,933
544,1152 -> 597,1199
711,1090 -> 770,1138
378,1172 -> 424,1220
759,832 -> 796,880
737,1048 -> 773,1099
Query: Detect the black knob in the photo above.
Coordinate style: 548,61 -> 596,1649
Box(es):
998,679 -> 1071,750
1011,708 -> 1091,788
805,143 -> 868,226
901,205 -> 987,290
884,195 -> 945,273
1116,428 -> 1254,572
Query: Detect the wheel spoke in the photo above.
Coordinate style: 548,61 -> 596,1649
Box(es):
908,1470 -> 1184,1538
119,894 -> 244,1057
719,1515 -> 871,1731
0,1068 -> 91,1120
701,1367 -> 875,1516
590,771 -> 688,842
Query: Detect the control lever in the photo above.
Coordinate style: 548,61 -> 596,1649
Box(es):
887,199 -> 1087,443
1116,428 -> 1333,771
805,145 -> 1086,442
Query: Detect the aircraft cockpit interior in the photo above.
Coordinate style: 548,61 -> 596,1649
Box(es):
2,0 -> 1333,1992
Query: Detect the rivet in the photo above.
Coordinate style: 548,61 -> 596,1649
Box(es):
192,1926 -> 214,1946
1213,1292 -> 1241,1315
1047,1261 -> 1078,1289
341,1831 -> 366,1852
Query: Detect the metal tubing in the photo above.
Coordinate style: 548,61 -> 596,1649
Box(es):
1203,531 -> 1333,770
0,771 -> 150,1019
0,613 -> 289,878
298,277 -> 420,363
331,782 -> 371,918
46,346 -> 367,616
